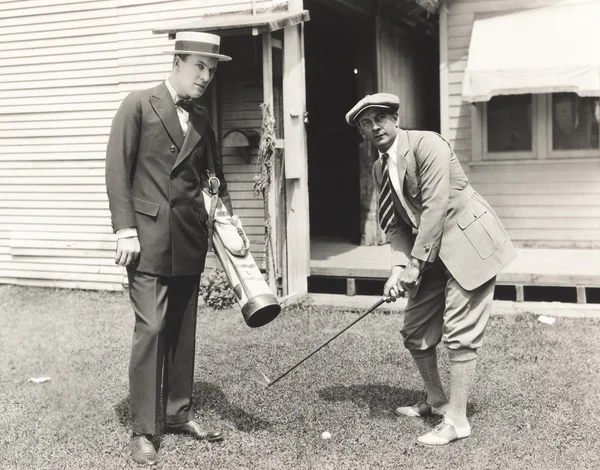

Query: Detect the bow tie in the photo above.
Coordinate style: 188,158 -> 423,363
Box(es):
176,99 -> 194,113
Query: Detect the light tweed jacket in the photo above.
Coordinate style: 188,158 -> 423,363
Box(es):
372,130 -> 517,291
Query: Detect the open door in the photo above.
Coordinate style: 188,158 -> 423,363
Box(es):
305,0 -> 362,243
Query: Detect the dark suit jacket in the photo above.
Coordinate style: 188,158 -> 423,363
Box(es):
105,82 -> 232,276
372,130 -> 517,291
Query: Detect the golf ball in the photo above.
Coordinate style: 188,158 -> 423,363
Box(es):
321,431 -> 332,440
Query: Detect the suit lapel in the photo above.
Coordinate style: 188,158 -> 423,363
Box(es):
172,104 -> 209,170
394,130 -> 419,227
395,130 -> 409,194
149,83 -> 184,149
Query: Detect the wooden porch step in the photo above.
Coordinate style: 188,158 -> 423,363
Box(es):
310,239 -> 600,304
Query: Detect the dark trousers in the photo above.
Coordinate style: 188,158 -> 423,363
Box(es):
127,270 -> 200,435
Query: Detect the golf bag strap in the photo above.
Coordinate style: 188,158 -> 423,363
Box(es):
205,133 -> 220,251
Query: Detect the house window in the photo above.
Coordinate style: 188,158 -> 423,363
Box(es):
551,93 -> 600,153
487,94 -> 533,153
478,93 -> 600,161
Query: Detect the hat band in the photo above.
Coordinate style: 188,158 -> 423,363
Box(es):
174,40 -> 220,55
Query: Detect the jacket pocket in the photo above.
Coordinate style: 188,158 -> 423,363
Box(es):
457,197 -> 507,259
133,197 -> 160,217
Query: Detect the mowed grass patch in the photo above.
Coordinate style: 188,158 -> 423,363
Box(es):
1,285 -> 599,470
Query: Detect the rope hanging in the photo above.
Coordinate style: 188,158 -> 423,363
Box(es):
253,102 -> 278,288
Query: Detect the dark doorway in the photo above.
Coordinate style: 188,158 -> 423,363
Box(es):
305,0 -> 362,243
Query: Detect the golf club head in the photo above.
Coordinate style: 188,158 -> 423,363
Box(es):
251,369 -> 271,387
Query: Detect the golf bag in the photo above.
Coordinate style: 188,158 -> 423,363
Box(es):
201,170 -> 280,328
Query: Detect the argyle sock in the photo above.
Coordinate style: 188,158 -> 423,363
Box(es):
410,348 -> 448,408
445,349 -> 477,430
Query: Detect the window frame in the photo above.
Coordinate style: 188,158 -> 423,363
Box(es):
472,94 -> 600,162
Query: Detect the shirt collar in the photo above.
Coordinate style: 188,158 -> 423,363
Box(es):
165,79 -> 185,105
378,133 -> 399,163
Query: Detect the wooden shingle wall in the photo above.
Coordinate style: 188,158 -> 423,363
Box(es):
444,0 -> 600,248
0,0 -> 283,290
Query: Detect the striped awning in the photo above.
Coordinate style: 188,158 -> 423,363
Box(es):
153,10 -> 310,38
462,2 -> 600,102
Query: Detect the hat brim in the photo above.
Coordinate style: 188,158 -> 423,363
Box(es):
352,104 -> 398,125
163,50 -> 232,62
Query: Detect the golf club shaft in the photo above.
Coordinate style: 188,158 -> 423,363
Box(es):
267,297 -> 387,386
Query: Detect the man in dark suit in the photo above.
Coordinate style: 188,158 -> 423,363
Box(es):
346,93 -> 517,447
105,31 -> 233,465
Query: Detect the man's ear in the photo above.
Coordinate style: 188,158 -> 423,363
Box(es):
357,126 -> 366,141
393,112 -> 399,127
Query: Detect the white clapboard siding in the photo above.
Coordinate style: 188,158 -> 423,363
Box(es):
445,0 -> 600,248
0,0 -> 285,290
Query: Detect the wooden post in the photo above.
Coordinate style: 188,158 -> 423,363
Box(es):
283,1 -> 310,297
576,286 -> 587,304
357,18 -> 379,246
262,31 -> 278,295
439,3 -> 449,139
516,285 -> 524,302
346,278 -> 356,297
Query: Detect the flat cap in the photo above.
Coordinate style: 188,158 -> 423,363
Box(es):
345,93 -> 400,125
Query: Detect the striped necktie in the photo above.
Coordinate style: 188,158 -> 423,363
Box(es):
378,153 -> 395,233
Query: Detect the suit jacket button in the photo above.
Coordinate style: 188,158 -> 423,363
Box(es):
170,201 -> 175,208
170,175 -> 174,180
170,145 -> 176,153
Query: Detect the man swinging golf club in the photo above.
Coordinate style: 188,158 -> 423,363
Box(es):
346,93 -> 517,446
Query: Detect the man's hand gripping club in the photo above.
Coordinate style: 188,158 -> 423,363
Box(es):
383,259 -> 422,301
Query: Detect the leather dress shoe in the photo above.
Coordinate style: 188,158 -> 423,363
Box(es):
164,419 -> 224,442
132,434 -> 157,466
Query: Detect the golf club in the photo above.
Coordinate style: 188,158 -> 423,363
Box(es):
252,296 -> 390,387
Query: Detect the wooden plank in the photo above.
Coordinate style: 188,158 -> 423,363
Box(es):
0,277 -> 122,291
474,182 -> 600,196
501,217 -> 600,230
0,160 -> 106,169
0,268 -> 122,283
0,192 -> 108,202
0,110 -> 116,122
494,206 -> 600,219
507,229 -> 600,241
486,194 -> 600,207
283,12 -> 309,296
0,216 -> 109,226
0,261 -> 121,275
0,208 -> 111,217
0,254 -> 115,265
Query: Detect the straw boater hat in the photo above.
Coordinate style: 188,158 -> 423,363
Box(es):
163,31 -> 232,62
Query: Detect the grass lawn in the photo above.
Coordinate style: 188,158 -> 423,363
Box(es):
1,285 -> 599,470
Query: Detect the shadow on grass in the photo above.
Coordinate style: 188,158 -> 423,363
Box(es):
192,381 -> 272,432
318,384 -> 423,419
318,383 -> 479,419
115,382 -> 272,433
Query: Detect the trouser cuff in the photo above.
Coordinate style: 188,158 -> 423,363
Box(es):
409,346 -> 436,360
447,348 -> 477,362
165,411 -> 194,425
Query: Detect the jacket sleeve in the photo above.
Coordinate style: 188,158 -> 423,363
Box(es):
372,162 -> 412,268
105,92 -> 141,233
411,133 -> 451,263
